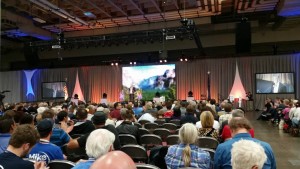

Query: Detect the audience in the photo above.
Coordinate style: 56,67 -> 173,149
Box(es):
214,117 -> 276,169
197,111 -> 219,139
27,119 -> 64,164
0,116 -> 16,154
180,105 -> 198,125
165,123 -> 211,168
0,124 -> 44,169
56,111 -> 74,134
72,129 -> 115,169
231,140 -> 267,169
69,108 -> 95,136
218,103 -> 233,127
116,109 -> 140,142
221,109 -> 254,142
41,109 -> 71,147
110,102 -> 122,120
67,111 -> 121,151
19,113 -> 34,126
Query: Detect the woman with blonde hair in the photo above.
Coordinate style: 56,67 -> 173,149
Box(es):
197,111 -> 219,139
165,123 -> 211,169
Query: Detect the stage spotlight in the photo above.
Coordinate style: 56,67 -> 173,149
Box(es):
115,62 -> 118,66
111,63 -> 114,66
159,60 -> 163,63
185,58 -> 188,61
164,60 -> 167,63
134,62 -> 136,65
130,62 -> 132,65
180,58 -> 183,61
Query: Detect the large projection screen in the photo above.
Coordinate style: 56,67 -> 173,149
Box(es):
256,73 -> 295,94
122,64 -> 176,100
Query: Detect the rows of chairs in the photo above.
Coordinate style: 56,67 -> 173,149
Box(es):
24,158 -> 163,169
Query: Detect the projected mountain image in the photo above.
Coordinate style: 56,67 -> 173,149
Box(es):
122,64 -> 176,100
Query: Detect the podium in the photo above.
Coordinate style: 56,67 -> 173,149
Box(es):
246,101 -> 254,111
100,99 -> 107,104
186,97 -> 194,101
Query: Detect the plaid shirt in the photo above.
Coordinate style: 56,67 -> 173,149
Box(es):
165,143 -> 211,169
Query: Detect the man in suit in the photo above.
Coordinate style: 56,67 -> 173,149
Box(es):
272,74 -> 287,93
51,83 -> 65,97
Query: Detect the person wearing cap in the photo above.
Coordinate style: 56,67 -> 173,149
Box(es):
67,111 -> 121,151
27,119 -> 65,164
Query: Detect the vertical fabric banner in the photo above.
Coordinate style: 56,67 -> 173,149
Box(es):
72,70 -> 86,103
229,61 -> 247,99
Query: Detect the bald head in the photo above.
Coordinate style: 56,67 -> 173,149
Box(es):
90,151 -> 136,169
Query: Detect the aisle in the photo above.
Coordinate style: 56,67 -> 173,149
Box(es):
245,111 -> 300,169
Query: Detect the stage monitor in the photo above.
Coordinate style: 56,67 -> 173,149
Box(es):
42,81 -> 66,99
255,73 -> 295,94
122,64 -> 176,100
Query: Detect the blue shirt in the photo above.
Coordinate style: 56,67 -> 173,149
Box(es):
50,128 -> 70,147
0,151 -> 34,169
27,141 -> 64,164
214,133 -> 276,169
0,133 -> 11,154
165,143 -> 211,169
71,159 -> 95,169
133,107 -> 143,115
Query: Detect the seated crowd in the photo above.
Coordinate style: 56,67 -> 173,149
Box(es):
258,97 -> 300,136
0,97 -> 287,169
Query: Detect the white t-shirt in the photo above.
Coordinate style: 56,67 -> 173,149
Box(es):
138,113 -> 156,123
196,120 -> 220,130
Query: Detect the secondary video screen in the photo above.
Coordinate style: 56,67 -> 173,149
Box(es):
122,64 -> 176,100
256,73 -> 294,94
42,82 -> 66,99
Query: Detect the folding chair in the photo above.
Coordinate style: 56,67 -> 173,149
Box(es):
169,119 -> 181,127
134,122 -> 142,128
197,137 -> 219,149
121,145 -> 148,163
166,135 -> 179,145
144,123 -> 159,132
140,134 -> 162,149
48,160 -> 75,169
201,148 -> 216,160
154,119 -> 166,126
162,123 -> 177,133
139,128 -> 151,137
153,128 -> 171,141
136,164 -> 160,169
139,120 -> 150,126
119,134 -> 138,145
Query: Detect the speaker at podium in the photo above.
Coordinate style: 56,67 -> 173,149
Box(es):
186,91 -> 194,101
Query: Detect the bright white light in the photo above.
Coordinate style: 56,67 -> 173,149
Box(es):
185,58 -> 188,61
159,60 -> 162,63
115,63 -> 118,66
130,62 -> 132,65
111,63 -> 114,66
164,60 -> 167,63
180,58 -> 183,61
134,62 -> 136,65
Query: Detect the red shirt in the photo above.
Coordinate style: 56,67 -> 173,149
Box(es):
110,109 -> 121,120
164,110 -> 174,118
221,125 -> 254,141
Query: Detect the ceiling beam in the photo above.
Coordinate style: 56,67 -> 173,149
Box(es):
128,0 -> 144,14
106,0 -> 128,16
85,0 -> 112,18
150,0 -> 162,13
172,0 -> 179,9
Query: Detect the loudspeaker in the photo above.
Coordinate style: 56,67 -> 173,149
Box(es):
24,44 -> 40,67
235,22 -> 251,53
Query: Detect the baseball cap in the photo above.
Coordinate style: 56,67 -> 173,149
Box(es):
37,119 -> 53,135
